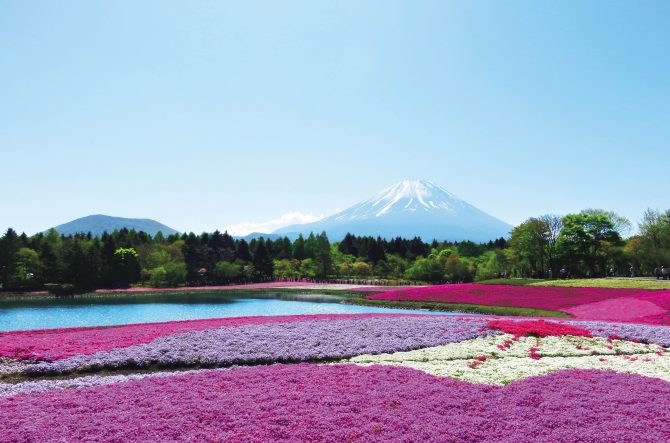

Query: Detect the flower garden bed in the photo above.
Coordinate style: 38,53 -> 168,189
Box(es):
0,313 -> 426,362
2,364 -> 670,441
8,316 -> 492,377
367,284 -> 670,325
2,312 -> 670,441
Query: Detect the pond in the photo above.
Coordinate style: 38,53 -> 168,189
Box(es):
0,292 -> 461,331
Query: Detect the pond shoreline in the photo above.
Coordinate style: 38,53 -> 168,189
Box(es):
0,281 -> 402,300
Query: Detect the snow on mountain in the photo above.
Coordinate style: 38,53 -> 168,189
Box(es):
330,180 -> 470,220
273,179 -> 512,242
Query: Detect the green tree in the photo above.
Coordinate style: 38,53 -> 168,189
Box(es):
64,239 -> 93,291
474,249 -> 510,281
338,234 -> 358,256
293,235 -> 307,260
272,259 -> 300,280
8,247 -> 42,290
148,266 -> 168,287
444,253 -> 474,282
557,212 -> 621,276
351,261 -> 372,277
163,261 -> 187,286
236,239 -> 253,262
0,228 -> 21,289
373,259 -> 391,278
213,261 -> 242,283
299,258 -> 317,278
312,232 -> 333,278
112,247 -> 141,288
632,209 -> 670,273
509,218 -> 551,277
252,239 -> 273,279
404,257 -> 443,282
39,228 -> 64,284
386,254 -> 409,278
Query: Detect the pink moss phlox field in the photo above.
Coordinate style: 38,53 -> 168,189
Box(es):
21,316 -> 492,375
487,320 -> 592,339
0,313 -> 416,362
368,284 -> 670,324
3,364 -> 670,442
0,370 -> 190,397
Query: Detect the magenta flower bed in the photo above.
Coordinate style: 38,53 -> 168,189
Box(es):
3,364 -> 670,442
0,313 -> 413,361
368,284 -> 670,324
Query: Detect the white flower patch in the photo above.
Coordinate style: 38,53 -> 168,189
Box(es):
0,358 -> 28,376
342,334 -> 670,385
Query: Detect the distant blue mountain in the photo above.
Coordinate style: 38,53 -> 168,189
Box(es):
235,232 -> 284,242
51,214 -> 178,237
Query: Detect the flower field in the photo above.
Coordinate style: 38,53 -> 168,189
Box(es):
2,304 -> 670,441
0,313 -> 422,361
367,283 -> 670,324
4,365 -> 670,442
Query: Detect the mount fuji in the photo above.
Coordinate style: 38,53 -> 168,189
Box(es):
273,180 -> 512,242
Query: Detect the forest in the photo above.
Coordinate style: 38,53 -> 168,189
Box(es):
1,208 -> 669,293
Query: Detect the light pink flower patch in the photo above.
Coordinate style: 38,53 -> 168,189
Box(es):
564,298 -> 667,322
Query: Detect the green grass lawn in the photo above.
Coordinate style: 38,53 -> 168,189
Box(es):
476,278 -> 537,286
344,297 -> 569,318
479,278 -> 670,290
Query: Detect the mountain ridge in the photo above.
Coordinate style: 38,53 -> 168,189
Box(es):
50,214 -> 178,237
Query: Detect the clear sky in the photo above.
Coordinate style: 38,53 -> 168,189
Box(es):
1,1 -> 668,236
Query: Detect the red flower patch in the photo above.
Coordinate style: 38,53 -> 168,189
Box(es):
486,320 -> 593,339
529,348 -> 542,360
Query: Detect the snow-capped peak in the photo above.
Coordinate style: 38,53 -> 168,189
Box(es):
272,179 -> 512,242
329,179 -> 470,220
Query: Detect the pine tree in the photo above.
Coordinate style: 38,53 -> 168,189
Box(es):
367,237 -> 386,264
293,235 -> 306,260
338,233 -> 358,256
252,239 -> 273,279
0,228 -> 21,289
236,239 -> 253,262
313,232 -> 333,278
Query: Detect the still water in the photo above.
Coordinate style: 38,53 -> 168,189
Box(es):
0,292 -> 458,331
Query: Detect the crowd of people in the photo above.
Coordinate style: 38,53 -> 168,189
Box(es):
655,266 -> 670,280
504,266 -> 670,281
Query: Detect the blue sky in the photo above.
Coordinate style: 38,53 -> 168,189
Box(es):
1,1 -> 668,235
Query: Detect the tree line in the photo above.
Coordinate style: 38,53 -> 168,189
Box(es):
505,208 -> 670,279
0,207 -> 668,292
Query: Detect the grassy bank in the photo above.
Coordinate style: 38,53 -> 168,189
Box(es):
0,286 -> 381,301
343,297 -> 570,318
476,279 -> 537,286
479,278 -> 670,290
